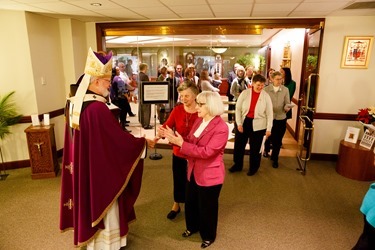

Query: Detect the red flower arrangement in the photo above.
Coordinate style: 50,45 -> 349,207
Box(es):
357,107 -> 375,124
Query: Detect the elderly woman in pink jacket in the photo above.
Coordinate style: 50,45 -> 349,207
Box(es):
161,91 -> 228,249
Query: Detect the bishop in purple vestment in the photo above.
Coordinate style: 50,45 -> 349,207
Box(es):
60,49 -> 152,248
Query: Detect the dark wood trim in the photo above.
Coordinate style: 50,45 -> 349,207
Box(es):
314,113 -> 357,121
96,18 -> 324,51
0,159 -> 30,170
310,153 -> 337,161
19,108 -> 65,123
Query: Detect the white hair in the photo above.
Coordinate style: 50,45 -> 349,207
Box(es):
196,91 -> 224,116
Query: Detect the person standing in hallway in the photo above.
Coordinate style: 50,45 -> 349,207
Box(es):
175,64 -> 184,83
227,63 -> 240,122
110,67 -> 132,132
161,91 -> 228,249
230,65 -> 249,100
118,61 -> 136,117
138,63 -> 153,129
125,59 -> 133,77
156,81 -> 200,220
244,65 -> 254,86
263,71 -> 291,168
266,68 -> 275,87
229,74 -> 273,176
280,67 -> 296,119
200,69 -> 220,92
60,48 -> 155,249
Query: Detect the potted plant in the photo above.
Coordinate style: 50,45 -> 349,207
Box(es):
307,55 -> 318,69
237,53 -> 265,72
0,91 -> 22,180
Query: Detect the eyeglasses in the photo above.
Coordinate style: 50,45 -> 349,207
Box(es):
195,99 -> 206,107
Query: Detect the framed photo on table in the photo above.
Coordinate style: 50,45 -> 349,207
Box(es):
341,36 -> 374,69
344,126 -> 360,144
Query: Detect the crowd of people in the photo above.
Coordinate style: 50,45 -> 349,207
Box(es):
61,48 -> 318,250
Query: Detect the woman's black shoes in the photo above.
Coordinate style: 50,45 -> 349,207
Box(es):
272,161 -> 279,168
182,229 -> 195,237
263,151 -> 270,158
228,165 -> 242,173
167,207 -> 180,220
201,240 -> 213,248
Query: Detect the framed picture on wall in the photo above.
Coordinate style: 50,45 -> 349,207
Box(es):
341,36 -> 374,69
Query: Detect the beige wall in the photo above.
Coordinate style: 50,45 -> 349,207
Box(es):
0,11 -> 91,163
313,16 -> 375,154
0,10 -> 37,161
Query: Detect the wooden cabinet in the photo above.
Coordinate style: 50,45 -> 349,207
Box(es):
24,124 -> 59,179
336,140 -> 375,181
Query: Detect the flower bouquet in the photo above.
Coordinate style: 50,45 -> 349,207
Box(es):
357,106 -> 375,131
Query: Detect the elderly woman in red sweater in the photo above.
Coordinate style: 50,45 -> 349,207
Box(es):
156,81 -> 200,220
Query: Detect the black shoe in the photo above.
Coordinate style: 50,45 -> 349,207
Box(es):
129,113 -> 136,117
182,229 -> 196,237
263,151 -> 269,158
201,241 -> 213,248
247,171 -> 256,176
125,120 -> 130,123
167,207 -> 180,220
228,165 -> 242,173
143,125 -> 153,130
125,124 -> 129,127
272,161 -> 279,168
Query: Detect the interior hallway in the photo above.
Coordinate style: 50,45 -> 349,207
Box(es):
126,101 -> 298,158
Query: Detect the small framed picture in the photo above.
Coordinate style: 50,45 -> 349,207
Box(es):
344,126 -> 360,144
360,129 -> 375,150
341,36 -> 374,69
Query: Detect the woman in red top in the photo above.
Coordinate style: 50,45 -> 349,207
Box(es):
156,81 -> 200,219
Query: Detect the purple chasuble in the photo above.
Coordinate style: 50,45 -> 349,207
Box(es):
60,100 -> 146,247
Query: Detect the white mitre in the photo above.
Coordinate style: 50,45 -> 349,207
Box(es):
69,48 -> 113,129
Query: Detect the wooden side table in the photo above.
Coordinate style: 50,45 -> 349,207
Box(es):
336,139 -> 375,181
24,124 -> 59,179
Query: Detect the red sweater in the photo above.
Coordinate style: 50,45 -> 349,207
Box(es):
163,104 -> 198,158
247,89 -> 261,118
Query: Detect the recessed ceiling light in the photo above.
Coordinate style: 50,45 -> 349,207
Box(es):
91,3 -> 102,7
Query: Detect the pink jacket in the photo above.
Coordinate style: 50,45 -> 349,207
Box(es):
179,116 -> 229,187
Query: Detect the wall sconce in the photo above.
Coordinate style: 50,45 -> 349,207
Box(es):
211,47 -> 228,54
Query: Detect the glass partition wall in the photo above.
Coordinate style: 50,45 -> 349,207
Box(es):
97,19 -> 324,80
106,34 -> 264,81
96,19 -> 325,140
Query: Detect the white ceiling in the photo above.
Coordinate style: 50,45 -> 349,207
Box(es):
1,0 -> 374,47
1,0 -> 374,22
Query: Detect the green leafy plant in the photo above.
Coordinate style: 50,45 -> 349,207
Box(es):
307,55 -> 318,69
236,53 -> 265,71
0,91 -> 22,140
0,91 -> 22,180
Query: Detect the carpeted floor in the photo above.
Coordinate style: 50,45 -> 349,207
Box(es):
0,148 -> 371,250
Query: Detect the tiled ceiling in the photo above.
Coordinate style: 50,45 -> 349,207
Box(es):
1,0 -> 374,47
0,0 -> 374,22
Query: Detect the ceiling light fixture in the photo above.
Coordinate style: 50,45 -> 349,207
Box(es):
211,47 -> 227,54
90,3 -> 102,7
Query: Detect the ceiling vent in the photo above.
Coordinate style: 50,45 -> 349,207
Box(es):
344,1 -> 375,9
